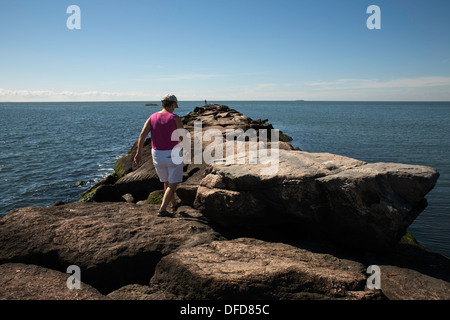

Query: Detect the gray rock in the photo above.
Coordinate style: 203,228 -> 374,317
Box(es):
194,149 -> 439,251
0,202 -> 223,294
107,284 -> 178,300
114,158 -> 161,201
121,193 -> 135,203
149,238 -> 383,300
176,163 -> 211,206
79,184 -> 125,203
362,233 -> 450,299
377,265 -> 450,300
0,263 -> 108,300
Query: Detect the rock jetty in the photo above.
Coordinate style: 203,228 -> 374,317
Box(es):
1,104 -> 449,300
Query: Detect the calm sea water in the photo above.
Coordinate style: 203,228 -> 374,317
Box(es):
0,101 -> 449,257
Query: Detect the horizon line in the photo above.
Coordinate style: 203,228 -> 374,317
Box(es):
1,100 -> 450,103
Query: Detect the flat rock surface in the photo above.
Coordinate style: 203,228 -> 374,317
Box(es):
0,263 -> 107,300
0,202 -> 222,294
377,264 -> 450,300
149,238 -> 383,300
107,284 -> 178,300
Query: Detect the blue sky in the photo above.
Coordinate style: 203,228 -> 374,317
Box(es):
1,0 -> 450,101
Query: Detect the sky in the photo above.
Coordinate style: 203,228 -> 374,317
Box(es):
1,0 -> 450,101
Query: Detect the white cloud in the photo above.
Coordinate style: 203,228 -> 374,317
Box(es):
307,76 -> 450,90
206,76 -> 450,101
0,88 -> 156,101
1,75 -> 450,102
292,76 -> 450,101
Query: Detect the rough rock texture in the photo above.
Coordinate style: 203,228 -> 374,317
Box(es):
377,265 -> 450,300
114,160 -> 161,201
362,235 -> 450,299
176,163 -> 211,206
80,138 -> 160,202
1,104 -> 447,300
0,202 -> 222,294
149,238 -> 383,300
107,284 -> 178,300
194,149 -> 439,251
0,263 -> 108,300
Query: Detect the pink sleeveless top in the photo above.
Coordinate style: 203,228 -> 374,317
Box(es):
149,112 -> 179,150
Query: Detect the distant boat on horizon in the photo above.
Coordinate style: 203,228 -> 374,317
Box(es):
295,100 -> 305,102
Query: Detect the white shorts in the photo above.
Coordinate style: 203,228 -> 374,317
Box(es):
151,148 -> 183,183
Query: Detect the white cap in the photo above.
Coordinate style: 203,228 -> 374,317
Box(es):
162,94 -> 178,103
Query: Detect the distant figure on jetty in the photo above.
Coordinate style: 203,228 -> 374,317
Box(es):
204,99 -> 207,105
134,94 -> 184,217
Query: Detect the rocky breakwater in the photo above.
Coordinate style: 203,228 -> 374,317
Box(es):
1,104 -> 449,300
78,104 -> 295,204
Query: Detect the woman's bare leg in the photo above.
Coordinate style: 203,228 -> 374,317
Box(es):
163,182 -> 178,208
160,182 -> 178,212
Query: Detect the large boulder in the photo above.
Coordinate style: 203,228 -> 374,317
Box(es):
0,263 -> 108,300
193,149 -> 439,251
361,233 -> 450,299
149,238 -> 383,300
176,163 -> 211,206
0,202 -> 223,294
375,264 -> 450,300
80,138 -> 161,203
114,158 -> 161,200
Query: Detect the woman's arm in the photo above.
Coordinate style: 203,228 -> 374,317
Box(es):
175,115 -> 184,143
175,115 -> 184,130
134,117 -> 152,165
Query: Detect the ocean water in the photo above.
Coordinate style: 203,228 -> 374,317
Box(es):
0,101 -> 449,257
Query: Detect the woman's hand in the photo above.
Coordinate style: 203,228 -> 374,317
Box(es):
134,118 -> 152,166
134,152 -> 142,165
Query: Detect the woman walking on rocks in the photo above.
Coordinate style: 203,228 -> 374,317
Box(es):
134,94 -> 184,217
